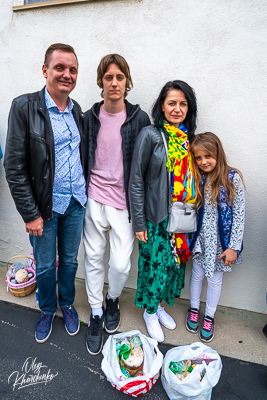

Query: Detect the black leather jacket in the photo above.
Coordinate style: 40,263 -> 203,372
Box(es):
129,125 -> 169,232
4,87 -> 86,223
84,100 -> 150,218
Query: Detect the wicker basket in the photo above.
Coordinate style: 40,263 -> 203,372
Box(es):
6,255 -> 36,297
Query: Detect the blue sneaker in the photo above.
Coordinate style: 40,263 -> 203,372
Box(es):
185,308 -> 199,333
35,311 -> 55,343
61,305 -> 80,336
199,315 -> 215,342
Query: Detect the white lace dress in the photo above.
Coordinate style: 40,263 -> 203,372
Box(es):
192,174 -> 245,278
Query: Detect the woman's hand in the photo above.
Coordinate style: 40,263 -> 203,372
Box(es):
135,230 -> 148,243
218,248 -> 237,266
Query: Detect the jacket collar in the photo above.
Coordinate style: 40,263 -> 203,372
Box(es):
37,86 -> 81,117
91,99 -> 140,122
36,87 -> 83,141
36,87 -> 48,116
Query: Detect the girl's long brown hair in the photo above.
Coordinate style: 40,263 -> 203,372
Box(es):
191,132 -> 243,209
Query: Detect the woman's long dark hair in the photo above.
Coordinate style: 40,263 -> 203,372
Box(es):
152,80 -> 197,142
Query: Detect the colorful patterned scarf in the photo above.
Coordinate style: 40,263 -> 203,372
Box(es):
161,121 -> 197,264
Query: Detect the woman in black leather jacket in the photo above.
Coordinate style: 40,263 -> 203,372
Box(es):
129,80 -> 197,342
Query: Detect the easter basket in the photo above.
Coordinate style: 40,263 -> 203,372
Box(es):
6,255 -> 36,297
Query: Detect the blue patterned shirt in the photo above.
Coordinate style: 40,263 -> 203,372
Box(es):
45,87 -> 86,214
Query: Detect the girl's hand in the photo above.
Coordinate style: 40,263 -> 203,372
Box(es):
218,248 -> 237,266
135,230 -> 148,243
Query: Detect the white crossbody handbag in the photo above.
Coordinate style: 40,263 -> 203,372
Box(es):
160,131 -> 197,234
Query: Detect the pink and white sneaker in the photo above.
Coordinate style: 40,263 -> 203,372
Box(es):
185,308 -> 200,333
199,315 -> 215,342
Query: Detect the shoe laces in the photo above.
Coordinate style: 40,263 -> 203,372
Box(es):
91,316 -> 102,336
146,313 -> 159,328
63,306 -> 74,324
203,317 -> 213,331
106,298 -> 117,316
39,312 -> 52,329
190,309 -> 199,322
156,306 -> 166,318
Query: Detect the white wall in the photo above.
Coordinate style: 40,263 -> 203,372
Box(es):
0,0 -> 266,313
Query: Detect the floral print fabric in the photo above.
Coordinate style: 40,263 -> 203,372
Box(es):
135,218 -> 186,314
193,174 -> 245,278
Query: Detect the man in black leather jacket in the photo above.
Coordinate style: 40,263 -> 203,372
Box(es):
83,54 -> 150,355
4,43 -> 87,344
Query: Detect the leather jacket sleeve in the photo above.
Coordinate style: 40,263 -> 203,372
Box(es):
139,112 -> 151,130
4,100 -> 42,223
129,126 -> 154,232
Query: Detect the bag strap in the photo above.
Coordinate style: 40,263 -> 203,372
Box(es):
160,131 -> 172,209
160,130 -> 169,157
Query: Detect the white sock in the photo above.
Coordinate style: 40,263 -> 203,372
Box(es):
107,293 -> 117,301
92,307 -> 103,318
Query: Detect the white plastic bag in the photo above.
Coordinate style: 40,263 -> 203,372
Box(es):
161,342 -> 222,400
101,329 -> 163,397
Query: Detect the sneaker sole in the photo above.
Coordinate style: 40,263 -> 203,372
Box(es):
86,337 -> 103,355
199,334 -> 214,343
146,329 -> 164,342
158,319 -> 176,330
104,318 -> 120,334
199,327 -> 215,343
65,319 -> 80,336
35,314 -> 55,344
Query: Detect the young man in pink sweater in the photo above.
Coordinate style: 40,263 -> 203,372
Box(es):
83,54 -> 150,355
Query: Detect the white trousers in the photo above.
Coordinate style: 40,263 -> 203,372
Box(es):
83,198 -> 135,309
190,261 -> 223,318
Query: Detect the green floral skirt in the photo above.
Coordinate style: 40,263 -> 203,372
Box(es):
134,218 -> 186,314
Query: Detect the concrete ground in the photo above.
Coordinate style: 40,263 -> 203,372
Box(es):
1,300 -> 267,400
1,263 -> 266,367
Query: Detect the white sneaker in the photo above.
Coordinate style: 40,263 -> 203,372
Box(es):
156,306 -> 176,330
143,310 -> 164,342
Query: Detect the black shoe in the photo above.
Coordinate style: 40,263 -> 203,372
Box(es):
263,324 -> 267,338
86,311 -> 105,355
105,294 -> 120,334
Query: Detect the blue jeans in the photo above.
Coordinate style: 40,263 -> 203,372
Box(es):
30,197 -> 85,314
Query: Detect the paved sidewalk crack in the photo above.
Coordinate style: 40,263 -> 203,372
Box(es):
221,370 -> 243,400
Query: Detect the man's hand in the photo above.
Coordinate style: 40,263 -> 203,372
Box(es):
25,217 -> 43,237
218,248 -> 237,266
135,230 -> 148,243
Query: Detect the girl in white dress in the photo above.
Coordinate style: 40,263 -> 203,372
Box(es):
186,132 -> 245,342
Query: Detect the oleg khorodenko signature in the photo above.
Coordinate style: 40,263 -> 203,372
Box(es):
8,357 -> 58,390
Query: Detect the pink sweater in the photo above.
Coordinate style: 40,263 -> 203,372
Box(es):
88,106 -> 127,210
